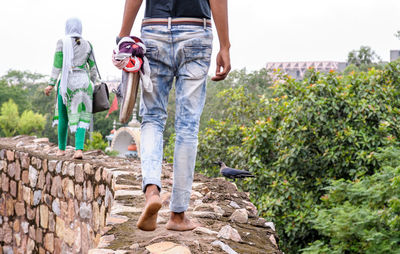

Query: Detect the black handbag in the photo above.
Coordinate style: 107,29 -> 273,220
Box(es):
91,49 -> 110,113
92,82 -> 110,113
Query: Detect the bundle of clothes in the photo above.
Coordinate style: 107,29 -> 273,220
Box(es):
112,36 -> 153,93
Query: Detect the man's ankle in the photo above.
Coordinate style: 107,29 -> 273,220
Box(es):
145,184 -> 160,198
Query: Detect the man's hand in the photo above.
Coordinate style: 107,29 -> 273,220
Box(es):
209,0 -> 230,81
212,48 -> 231,81
44,86 -> 53,96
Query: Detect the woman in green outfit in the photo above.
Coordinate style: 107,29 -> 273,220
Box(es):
45,18 -> 97,159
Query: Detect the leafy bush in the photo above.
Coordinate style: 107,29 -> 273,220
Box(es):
189,61 -> 400,253
0,99 -> 46,137
302,147 -> 400,254
18,110 -> 46,135
84,131 -> 108,151
0,99 -> 20,137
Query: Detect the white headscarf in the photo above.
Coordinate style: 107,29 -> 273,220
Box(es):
60,18 -> 82,104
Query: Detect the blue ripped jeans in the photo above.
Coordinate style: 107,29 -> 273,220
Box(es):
140,24 -> 213,213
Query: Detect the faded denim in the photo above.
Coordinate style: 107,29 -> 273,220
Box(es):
140,24 -> 213,213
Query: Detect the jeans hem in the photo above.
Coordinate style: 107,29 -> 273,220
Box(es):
142,178 -> 162,192
169,205 -> 189,213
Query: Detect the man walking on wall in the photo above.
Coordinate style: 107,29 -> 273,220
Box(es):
118,0 -> 231,231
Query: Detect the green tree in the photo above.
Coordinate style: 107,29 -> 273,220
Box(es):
302,147 -> 400,254
346,46 -> 382,69
17,110 -> 46,135
0,99 -> 20,137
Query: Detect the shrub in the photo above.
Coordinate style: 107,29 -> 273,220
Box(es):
302,147 -> 400,254
191,61 -> 400,253
84,131 -> 108,151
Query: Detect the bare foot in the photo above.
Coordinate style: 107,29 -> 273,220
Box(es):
137,185 -> 162,231
166,212 -> 199,231
56,150 -> 66,156
73,150 -> 83,159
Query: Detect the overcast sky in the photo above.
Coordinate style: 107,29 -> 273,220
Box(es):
1,0 -> 400,80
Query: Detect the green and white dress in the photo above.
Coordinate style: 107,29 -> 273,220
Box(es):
49,38 -> 97,132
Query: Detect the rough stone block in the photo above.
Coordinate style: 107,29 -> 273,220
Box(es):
99,184 -> 105,196
95,167 -> 101,182
73,222 -> 81,252
2,173 -> 9,192
60,201 -> 68,217
14,161 -> 21,181
28,166 -> 38,188
6,196 -> 14,216
51,176 -> 62,198
48,160 -> 57,172
21,221 -> 29,234
102,168 -> 108,181
84,163 -> 93,175
35,206 -> 40,227
64,227 -> 75,247
48,212 -> 55,232
92,202 -> 99,232
86,181 -> 93,202
75,164 -> 84,183
13,219 -> 20,233
40,205 -> 49,229
218,225 -> 242,242
20,153 -> 30,169
42,159 -> 48,173
0,160 -> 6,172
54,237 -> 62,254
55,161 -> 62,174
22,185 -> 31,205
7,163 -> 15,178
79,202 -> 92,219
44,233 -> 54,252
67,199 -> 75,224
17,181 -> 23,202
27,238 -> 35,253
99,204 -> 106,229
15,202 -> 25,217
6,150 -> 14,162
37,170 -> 45,189
27,206 -> 35,221
44,194 -> 52,207
29,225 -> 35,240
39,247 -> 45,254
33,190 -> 42,206
56,217 -> 65,239
52,198 -> 61,216
75,184 -> 83,201
14,232 -> 22,247
3,223 -> 12,244
0,196 -> 5,217
94,185 -> 99,199
0,149 -> 4,159
230,208 -> 249,224
35,158 -> 42,171
9,180 -> 17,198
45,172 -> 51,193
36,228 -> 43,244
81,222 -> 90,253
21,170 -> 29,185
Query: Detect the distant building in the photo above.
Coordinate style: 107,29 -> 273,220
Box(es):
390,50 -> 400,62
266,61 -> 347,80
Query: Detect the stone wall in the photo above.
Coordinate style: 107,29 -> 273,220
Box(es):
0,136 -> 281,254
0,136 -> 114,253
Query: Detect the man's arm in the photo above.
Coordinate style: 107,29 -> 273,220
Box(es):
119,0 -> 144,37
210,0 -> 231,81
